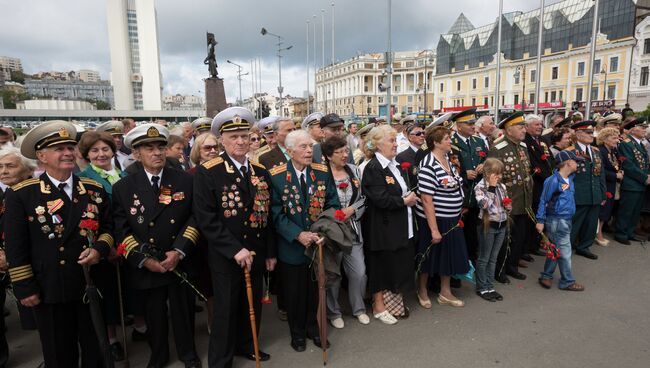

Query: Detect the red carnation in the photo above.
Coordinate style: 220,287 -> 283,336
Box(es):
478,151 -> 487,158
618,156 -> 626,162
338,182 -> 349,189
541,154 -> 548,161
458,219 -> 465,229
117,243 -> 128,257
533,167 -> 542,174
79,219 -> 99,231
605,192 -> 613,199
335,209 -> 346,221
400,162 -> 412,170
502,197 -> 513,206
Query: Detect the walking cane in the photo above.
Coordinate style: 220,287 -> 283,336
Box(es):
244,251 -> 261,368
116,262 -> 129,367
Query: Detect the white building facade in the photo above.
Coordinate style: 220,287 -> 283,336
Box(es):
629,15 -> 650,112
107,0 -> 163,110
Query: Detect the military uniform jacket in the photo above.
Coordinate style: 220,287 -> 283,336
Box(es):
259,146 -> 287,170
488,136 -> 533,216
618,135 -> 650,192
112,166 -> 198,290
451,132 -> 487,207
269,161 -> 340,265
4,174 -> 113,303
525,133 -> 556,201
193,154 -> 276,274
565,145 -> 606,205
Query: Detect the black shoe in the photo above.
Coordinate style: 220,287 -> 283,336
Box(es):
277,309 -> 288,321
476,290 -> 496,302
309,336 -> 331,349
615,238 -> 631,245
194,304 -> 204,313
184,359 -> 202,368
495,274 -> 510,284
531,249 -> 546,257
506,271 -> 527,280
450,277 -> 461,288
237,350 -> 271,361
110,342 -> 125,362
521,254 -> 534,262
488,291 -> 503,301
632,235 -> 646,242
291,339 -> 306,352
132,328 -> 147,342
576,250 -> 598,260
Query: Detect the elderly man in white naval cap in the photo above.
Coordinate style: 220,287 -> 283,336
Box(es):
96,120 -> 135,170
194,106 -> 276,367
301,112 -> 324,144
112,123 -> 202,368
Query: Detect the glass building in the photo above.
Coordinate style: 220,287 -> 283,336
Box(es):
436,0 -> 637,76
24,79 -> 115,107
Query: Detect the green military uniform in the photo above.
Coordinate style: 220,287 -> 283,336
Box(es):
488,112 -> 533,278
615,126 -> 650,243
565,140 -> 606,254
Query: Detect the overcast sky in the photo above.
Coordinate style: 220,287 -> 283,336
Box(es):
0,0 -> 562,104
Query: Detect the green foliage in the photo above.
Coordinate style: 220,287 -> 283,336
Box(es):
10,70 -> 25,84
637,103 -> 650,118
0,89 -> 29,109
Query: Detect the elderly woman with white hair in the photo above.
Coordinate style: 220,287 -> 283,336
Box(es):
361,125 -> 417,324
0,146 -> 37,363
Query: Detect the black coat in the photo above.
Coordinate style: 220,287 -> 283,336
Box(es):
599,144 -> 619,194
112,166 -> 197,290
258,146 -> 287,170
525,133 -> 555,205
193,154 -> 275,274
4,174 -> 113,303
361,157 -> 412,252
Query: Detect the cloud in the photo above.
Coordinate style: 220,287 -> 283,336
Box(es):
0,0 -> 559,105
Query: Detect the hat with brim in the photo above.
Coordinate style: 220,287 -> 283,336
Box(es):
302,112 -> 323,129
427,112 -> 456,131
498,112 -> 526,130
452,108 -> 477,125
320,113 -> 344,129
622,117 -> 648,130
570,120 -> 596,131
557,150 -> 585,163
356,123 -> 375,138
123,123 -> 169,149
191,117 -> 213,133
555,116 -> 573,129
96,120 -> 124,136
212,107 -> 255,135
601,113 -> 622,125
20,120 -> 78,159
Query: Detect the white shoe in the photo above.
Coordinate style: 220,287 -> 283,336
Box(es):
330,317 -> 344,329
373,310 -> 397,325
356,313 -> 370,325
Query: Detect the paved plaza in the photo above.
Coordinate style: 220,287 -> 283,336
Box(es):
5,236 -> 650,368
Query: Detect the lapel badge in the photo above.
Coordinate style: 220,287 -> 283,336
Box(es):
385,176 -> 395,185
52,214 -> 63,224
130,207 -> 137,215
35,206 -> 46,215
137,216 -> 144,224
48,233 -> 55,240
224,210 -> 232,218
37,215 -> 46,223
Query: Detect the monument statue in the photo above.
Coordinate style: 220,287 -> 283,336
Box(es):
204,32 -> 219,79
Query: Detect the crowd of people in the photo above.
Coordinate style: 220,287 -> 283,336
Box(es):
0,103 -> 646,367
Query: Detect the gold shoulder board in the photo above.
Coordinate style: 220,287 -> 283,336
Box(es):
79,177 -> 102,188
310,163 -> 328,172
11,178 -> 39,191
202,157 -> 224,169
268,163 -> 287,176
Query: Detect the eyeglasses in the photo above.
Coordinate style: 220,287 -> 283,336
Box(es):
250,137 -> 260,142
333,148 -> 349,155
410,132 -> 424,137
201,145 -> 219,152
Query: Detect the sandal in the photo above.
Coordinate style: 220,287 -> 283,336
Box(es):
561,283 -> 585,291
417,291 -> 432,309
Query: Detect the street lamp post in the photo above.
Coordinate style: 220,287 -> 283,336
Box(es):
227,60 -> 248,106
514,65 -> 526,112
261,27 -> 292,116
422,49 -> 434,113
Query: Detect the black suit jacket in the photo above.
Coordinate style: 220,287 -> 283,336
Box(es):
124,157 -> 183,175
396,146 -> 419,191
361,157 -> 412,252
524,133 -> 556,204
4,174 -> 113,303
193,154 -> 275,274
258,146 -> 286,170
112,166 -> 198,290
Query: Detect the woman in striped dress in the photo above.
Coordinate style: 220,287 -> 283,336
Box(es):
416,126 -> 470,308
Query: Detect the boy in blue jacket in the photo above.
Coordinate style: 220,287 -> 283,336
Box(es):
535,150 -> 585,291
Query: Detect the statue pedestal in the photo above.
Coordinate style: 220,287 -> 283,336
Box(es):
205,78 -> 227,117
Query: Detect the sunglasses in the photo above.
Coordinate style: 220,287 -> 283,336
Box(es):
410,132 -> 424,137
201,145 -> 219,151
250,137 -> 260,142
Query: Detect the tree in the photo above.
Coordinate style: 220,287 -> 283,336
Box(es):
637,103 -> 650,119
0,89 -> 29,109
10,70 -> 25,84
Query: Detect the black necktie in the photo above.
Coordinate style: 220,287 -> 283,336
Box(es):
58,183 -> 70,204
300,173 -> 308,199
240,165 -> 248,181
151,176 -> 160,193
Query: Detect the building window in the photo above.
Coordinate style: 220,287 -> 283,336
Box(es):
593,59 -> 601,74
456,80 -> 461,91
484,97 -> 489,106
551,91 -> 557,102
559,90 -> 563,102
439,100 -> 443,109
472,97 -> 476,106
576,87 -> 583,102
484,76 -> 489,88
591,87 -> 599,100
610,57 -> 618,73
607,85 -> 616,99
514,72 -> 520,85
529,93 -> 535,104
577,61 -> 585,77
472,78 -> 477,89
392,96 -> 398,103
530,70 -> 536,83
407,95 -> 413,103
440,83 -> 444,92
552,66 -> 559,80
501,95 -> 505,106
641,67 -> 649,87
644,39 -> 650,54
544,91 -> 548,103
514,94 -> 519,105
490,96 -> 494,107
367,96 -> 372,103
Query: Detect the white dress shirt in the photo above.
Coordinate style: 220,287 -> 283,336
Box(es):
47,173 -> 73,199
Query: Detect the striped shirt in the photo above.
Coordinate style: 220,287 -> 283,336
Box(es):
416,152 -> 464,218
